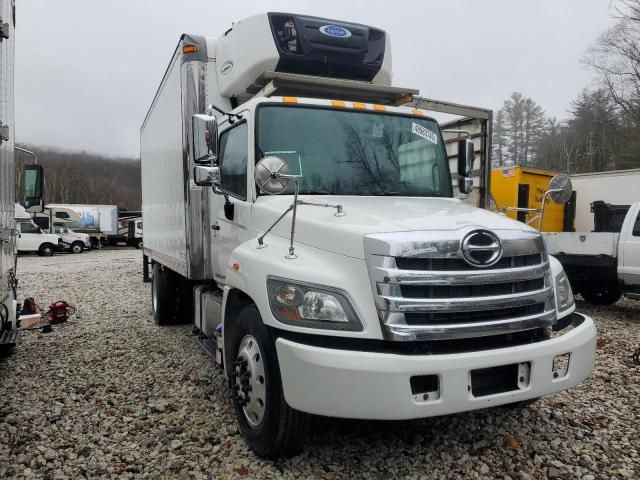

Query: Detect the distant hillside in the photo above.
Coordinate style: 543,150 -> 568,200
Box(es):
15,146 -> 141,210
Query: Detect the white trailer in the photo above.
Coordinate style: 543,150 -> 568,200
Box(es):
0,0 -> 44,350
141,12 -> 596,458
571,169 -> 640,231
45,203 -> 118,248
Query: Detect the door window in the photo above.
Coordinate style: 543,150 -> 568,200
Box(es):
19,222 -> 41,234
633,210 -> 640,237
218,123 -> 248,199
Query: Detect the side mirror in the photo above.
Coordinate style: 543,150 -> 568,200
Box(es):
192,114 -> 218,164
254,156 -> 292,195
23,164 -> 44,213
547,174 -> 573,204
457,139 -> 474,194
193,165 -> 220,186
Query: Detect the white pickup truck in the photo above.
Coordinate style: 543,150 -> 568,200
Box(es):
544,201 -> 640,304
140,12 -> 597,458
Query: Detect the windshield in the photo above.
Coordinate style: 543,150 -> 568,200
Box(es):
257,105 -> 452,197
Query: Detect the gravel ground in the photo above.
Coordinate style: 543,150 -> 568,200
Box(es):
0,249 -> 639,479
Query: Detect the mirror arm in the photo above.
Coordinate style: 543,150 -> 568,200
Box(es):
257,204 -> 295,249
206,104 -> 242,123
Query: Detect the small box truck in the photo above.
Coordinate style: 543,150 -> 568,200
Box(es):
140,13 -> 597,457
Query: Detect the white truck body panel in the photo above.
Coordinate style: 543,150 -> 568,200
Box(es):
0,0 -> 17,328
140,55 -> 187,272
571,169 -> 640,231
544,232 -> 618,258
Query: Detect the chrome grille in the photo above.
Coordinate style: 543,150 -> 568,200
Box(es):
364,228 -> 556,341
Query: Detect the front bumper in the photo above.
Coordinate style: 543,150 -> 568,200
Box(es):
276,313 -> 596,420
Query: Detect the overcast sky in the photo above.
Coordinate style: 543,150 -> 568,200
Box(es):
15,0 -> 614,158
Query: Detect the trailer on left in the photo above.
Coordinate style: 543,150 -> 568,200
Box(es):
1,0 -> 44,350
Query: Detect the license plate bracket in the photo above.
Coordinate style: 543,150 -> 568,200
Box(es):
470,362 -> 530,397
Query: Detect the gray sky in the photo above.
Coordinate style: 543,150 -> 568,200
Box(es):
15,0 -> 613,158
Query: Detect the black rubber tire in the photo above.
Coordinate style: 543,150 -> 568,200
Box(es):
175,276 -> 194,324
581,282 -> 623,305
71,242 -> 84,254
228,304 -> 308,459
135,239 -> 143,250
90,238 -> 99,250
151,263 -> 178,325
38,243 -> 54,257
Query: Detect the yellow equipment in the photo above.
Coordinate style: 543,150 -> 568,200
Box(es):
491,166 -> 569,232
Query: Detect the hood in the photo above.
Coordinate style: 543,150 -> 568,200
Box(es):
252,196 -> 537,259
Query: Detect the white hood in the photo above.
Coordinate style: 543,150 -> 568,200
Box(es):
251,196 -> 537,259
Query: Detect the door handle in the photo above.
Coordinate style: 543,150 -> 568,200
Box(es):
211,224 -> 220,231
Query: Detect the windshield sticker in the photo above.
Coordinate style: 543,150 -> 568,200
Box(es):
372,123 -> 383,138
411,122 -> 438,144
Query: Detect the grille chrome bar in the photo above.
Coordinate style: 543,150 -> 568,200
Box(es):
379,287 -> 553,313
364,227 -> 556,342
373,263 -> 549,286
384,310 -> 556,341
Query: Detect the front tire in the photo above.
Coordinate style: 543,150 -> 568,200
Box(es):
151,263 -> 178,325
135,239 -> 143,249
38,243 -> 54,257
71,242 -> 84,254
228,304 -> 308,458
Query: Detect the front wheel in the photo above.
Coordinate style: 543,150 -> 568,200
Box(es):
228,304 -> 308,458
581,282 -> 622,305
135,239 -> 143,249
38,243 -> 54,257
71,242 -> 84,254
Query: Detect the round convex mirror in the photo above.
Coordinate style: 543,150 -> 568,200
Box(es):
548,174 -> 573,204
255,156 -> 291,195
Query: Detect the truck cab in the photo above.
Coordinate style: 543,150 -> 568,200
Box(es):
141,12 -> 597,458
545,200 -> 640,303
53,224 -> 91,253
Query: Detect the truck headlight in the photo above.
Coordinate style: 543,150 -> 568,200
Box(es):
555,271 -> 575,312
267,277 -> 362,331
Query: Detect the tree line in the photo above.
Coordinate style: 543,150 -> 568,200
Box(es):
494,0 -> 640,174
15,146 -> 141,210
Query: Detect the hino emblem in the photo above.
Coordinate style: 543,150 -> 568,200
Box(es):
461,230 -> 503,267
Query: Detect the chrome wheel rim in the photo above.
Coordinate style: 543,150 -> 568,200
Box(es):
235,335 -> 266,426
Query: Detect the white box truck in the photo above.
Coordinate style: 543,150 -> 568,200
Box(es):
43,203 -> 118,248
1,0 -> 44,350
141,12 -> 597,458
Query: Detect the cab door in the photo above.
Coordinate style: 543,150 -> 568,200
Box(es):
210,118 -> 254,284
17,222 -> 41,251
619,204 -> 640,289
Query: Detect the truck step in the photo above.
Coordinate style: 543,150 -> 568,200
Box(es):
0,329 -> 20,354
